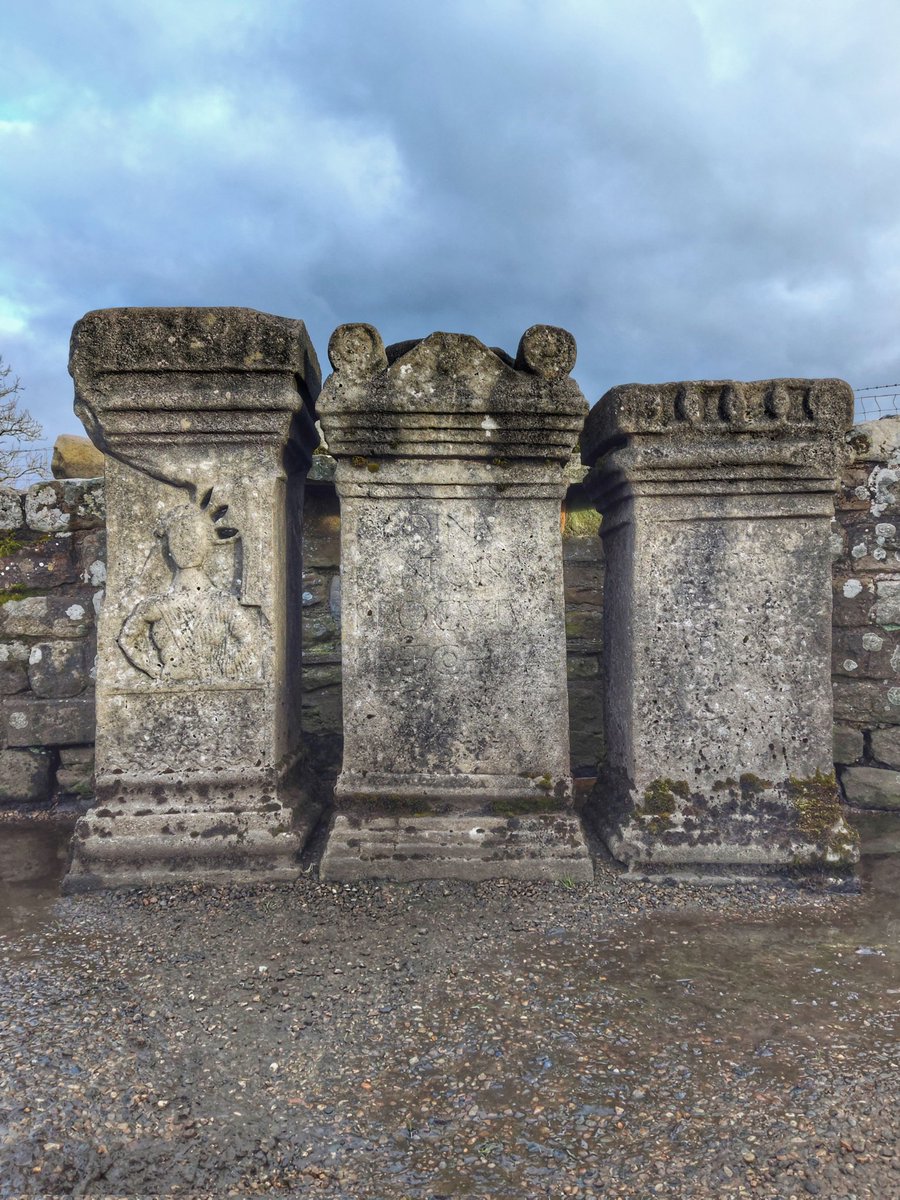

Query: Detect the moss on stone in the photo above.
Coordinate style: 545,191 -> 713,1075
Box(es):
739,772 -> 773,796
636,777 -> 690,834
562,508 -> 602,539
788,770 -> 845,839
0,532 -> 26,557
0,584 -> 43,605
712,777 -> 738,792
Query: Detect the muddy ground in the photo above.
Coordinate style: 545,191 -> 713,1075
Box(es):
0,818 -> 898,1199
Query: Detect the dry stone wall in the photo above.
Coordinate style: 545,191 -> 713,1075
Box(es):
0,478 -> 104,806
832,416 -> 900,848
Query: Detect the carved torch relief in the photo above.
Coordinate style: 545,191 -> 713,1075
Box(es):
117,487 -> 266,685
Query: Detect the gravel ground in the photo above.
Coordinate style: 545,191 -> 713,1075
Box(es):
0,829 -> 897,1199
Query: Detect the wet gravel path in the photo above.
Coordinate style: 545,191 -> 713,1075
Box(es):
0,850 -> 897,1198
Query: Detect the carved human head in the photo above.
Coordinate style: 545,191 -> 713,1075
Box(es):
160,505 -> 214,569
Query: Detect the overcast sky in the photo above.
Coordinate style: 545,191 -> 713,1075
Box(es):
2,0 -> 899,440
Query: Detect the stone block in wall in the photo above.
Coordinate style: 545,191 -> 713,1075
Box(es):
870,726 -> 900,768
838,512 -> 900,571
303,611 -> 340,649
875,579 -> 900,626
565,607 -> 602,644
0,593 -> 94,640
301,570 -> 329,607
27,641 -> 88,699
845,808 -> 900,854
74,528 -> 107,588
841,766 -> 900,810
0,747 -> 51,805
4,695 -> 94,747
0,488 -> 23,530
837,465 -> 876,513
56,745 -> 95,796
833,725 -> 864,764
301,683 -> 343,734
567,678 -> 604,776
303,489 -> 341,569
832,576 -> 875,627
833,625 -> 900,681
24,478 -> 105,533
847,415 -> 900,465
0,533 -> 81,591
567,653 -> 599,680
563,559 -> 604,607
0,641 -> 30,695
833,679 -> 900,726
562,531 -> 602,566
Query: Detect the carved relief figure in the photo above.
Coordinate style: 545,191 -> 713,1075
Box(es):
118,491 -> 262,683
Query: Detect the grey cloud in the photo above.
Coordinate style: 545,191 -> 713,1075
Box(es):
1,0 -> 899,440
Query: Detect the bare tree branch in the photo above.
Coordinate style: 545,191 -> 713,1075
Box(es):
0,357 -> 49,484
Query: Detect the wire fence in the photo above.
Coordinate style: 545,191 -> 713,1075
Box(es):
855,384 -> 900,423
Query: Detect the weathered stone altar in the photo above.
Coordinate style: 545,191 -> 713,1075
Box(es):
582,378 -> 860,878
317,324 -> 593,880
63,307 -> 321,890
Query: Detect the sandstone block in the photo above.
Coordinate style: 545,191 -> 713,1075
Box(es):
51,433 -> 105,480
832,625 -> 900,681
846,416 -> 900,465
0,488 -> 23,531
4,695 -> 95,746
59,744 -> 95,766
833,725 -> 864,764
0,748 -> 51,805
0,593 -> 93,640
0,640 -> 30,695
27,640 -> 88,699
844,807 -> 900,854
0,534 -> 79,591
832,577 -> 875,628
833,679 -> 900,726
25,478 -> 105,533
841,766 -> 900,810
869,726 -> 900,768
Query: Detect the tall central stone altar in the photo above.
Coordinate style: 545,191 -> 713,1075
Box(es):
582,377 -> 860,879
64,307 -> 321,890
317,324 -> 593,880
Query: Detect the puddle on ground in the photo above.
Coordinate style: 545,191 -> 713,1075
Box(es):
0,819 -> 72,939
300,856 -> 899,1195
0,817 -> 897,1197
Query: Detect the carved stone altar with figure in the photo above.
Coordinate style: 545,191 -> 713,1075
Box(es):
63,307 -> 321,889
317,324 -> 593,881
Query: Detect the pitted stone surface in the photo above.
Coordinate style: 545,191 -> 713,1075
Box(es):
321,814 -> 594,882
583,377 -> 858,876
63,307 -> 321,890
317,325 -> 592,881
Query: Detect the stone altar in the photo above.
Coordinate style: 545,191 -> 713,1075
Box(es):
582,378 -> 860,879
63,307 -> 321,889
317,324 -> 593,881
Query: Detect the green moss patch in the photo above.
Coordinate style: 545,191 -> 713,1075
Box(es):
562,508 -> 602,539
636,778 -> 690,834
